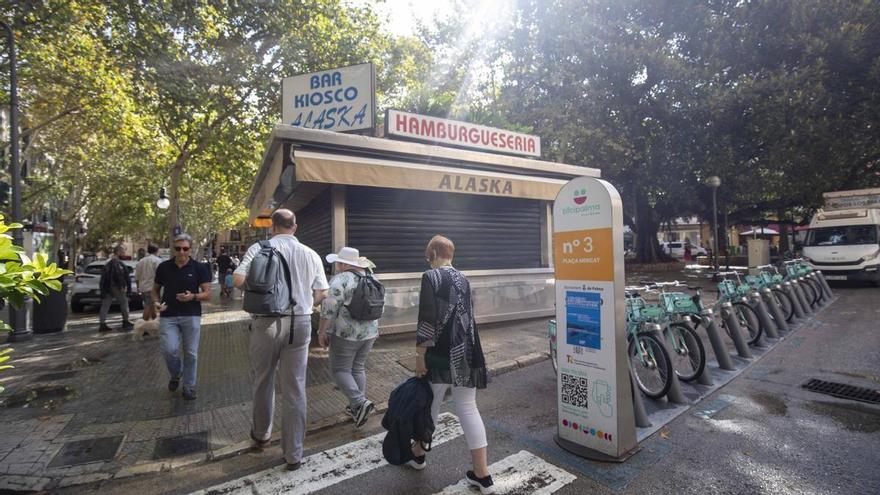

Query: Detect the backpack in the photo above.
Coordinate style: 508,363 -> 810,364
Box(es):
381,377 -> 435,465
242,240 -> 296,317
345,271 -> 385,320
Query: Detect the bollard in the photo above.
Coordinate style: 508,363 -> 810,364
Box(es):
805,274 -> 824,307
721,302 -> 753,359
814,270 -> 834,299
649,327 -> 689,405
681,317 -> 714,386
763,288 -> 790,334
700,308 -> 736,371
793,279 -> 813,315
629,369 -> 652,428
785,281 -> 806,320
808,274 -> 828,306
751,291 -> 779,339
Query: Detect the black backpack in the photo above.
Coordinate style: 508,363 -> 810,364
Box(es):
381,377 -> 435,465
242,240 -> 296,317
345,270 -> 385,321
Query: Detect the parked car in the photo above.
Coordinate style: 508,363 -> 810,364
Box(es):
660,241 -> 707,260
70,260 -> 143,313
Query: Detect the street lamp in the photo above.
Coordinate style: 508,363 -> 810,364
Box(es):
2,20 -> 30,342
156,187 -> 170,209
705,176 -> 721,276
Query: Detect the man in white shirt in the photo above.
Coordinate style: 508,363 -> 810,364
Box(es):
135,245 -> 163,316
233,209 -> 328,471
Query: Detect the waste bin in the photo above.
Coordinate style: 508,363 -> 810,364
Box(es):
32,276 -> 69,334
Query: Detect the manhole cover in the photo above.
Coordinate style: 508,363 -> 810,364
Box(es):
153,432 -> 208,459
802,379 -> 880,405
34,371 -> 78,382
48,435 -> 124,468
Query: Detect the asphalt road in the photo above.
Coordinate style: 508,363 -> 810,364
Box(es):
63,283 -> 880,495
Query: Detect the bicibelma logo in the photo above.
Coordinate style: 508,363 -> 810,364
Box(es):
562,187 -> 601,216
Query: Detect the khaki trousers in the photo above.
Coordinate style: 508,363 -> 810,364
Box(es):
249,314 -> 311,464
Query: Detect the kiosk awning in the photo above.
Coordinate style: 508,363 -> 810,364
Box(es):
293,150 -> 568,202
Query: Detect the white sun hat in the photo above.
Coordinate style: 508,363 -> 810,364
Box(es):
326,246 -> 369,268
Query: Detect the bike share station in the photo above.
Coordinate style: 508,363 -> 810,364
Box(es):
551,176 -> 837,468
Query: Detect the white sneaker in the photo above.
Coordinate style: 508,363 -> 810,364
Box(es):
407,454 -> 426,471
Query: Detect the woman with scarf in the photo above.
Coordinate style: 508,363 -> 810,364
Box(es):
409,235 -> 493,494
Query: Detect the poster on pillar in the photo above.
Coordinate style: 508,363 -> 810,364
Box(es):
552,177 -> 637,460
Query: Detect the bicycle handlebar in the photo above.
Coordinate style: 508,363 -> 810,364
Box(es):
755,264 -> 775,269
717,270 -> 741,276
783,258 -> 806,265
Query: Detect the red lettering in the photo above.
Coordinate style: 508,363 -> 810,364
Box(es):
420,118 -> 435,137
506,134 -> 514,149
408,117 -> 420,134
491,132 -> 499,147
468,128 -> 479,143
395,113 -> 407,132
438,122 -> 446,139
481,130 -> 490,145
527,139 -> 536,153
514,136 -> 523,150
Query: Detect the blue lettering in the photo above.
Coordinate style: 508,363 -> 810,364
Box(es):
324,108 -> 337,129
344,87 -> 358,101
294,94 -> 307,108
337,105 -> 352,127
310,75 -> 320,89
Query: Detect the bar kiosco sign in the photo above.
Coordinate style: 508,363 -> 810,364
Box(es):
386,109 -> 541,158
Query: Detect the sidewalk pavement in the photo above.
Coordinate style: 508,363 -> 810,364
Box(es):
0,306 -> 551,492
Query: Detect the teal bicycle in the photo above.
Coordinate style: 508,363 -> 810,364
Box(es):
713,271 -> 763,345
625,286 -> 675,398
753,264 -> 795,322
783,258 -> 825,308
640,281 -> 707,382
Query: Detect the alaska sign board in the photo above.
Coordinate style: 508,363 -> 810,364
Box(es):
386,109 -> 541,158
281,63 -> 375,132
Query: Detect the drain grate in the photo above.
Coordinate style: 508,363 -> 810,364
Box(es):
802,379 -> 880,405
153,431 -> 208,459
48,435 -> 124,467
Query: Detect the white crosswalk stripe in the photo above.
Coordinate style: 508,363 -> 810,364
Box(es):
432,450 -> 576,495
191,413 -> 464,495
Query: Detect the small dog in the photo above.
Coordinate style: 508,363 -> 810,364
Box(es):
132,318 -> 160,341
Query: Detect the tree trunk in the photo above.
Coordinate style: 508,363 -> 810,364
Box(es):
777,209 -> 790,254
634,193 -> 664,263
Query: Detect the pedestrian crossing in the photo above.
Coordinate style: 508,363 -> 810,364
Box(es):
432,450 -> 575,495
193,414 -> 577,495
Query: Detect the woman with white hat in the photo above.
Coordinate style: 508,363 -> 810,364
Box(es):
318,246 -> 380,428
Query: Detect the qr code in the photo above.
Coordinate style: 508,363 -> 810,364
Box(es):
560,373 -> 589,409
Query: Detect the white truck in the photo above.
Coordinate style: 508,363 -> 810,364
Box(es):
803,188 -> 880,285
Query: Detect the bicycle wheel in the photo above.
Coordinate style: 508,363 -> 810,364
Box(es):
771,288 -> 794,322
627,332 -> 672,399
665,323 -> 706,382
730,302 -> 762,345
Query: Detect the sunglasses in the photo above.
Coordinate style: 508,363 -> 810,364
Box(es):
174,246 -> 190,252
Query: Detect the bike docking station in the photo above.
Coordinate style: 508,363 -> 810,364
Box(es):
551,177 -> 639,462
551,178 -> 839,464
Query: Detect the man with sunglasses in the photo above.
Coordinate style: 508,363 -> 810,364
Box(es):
152,233 -> 212,400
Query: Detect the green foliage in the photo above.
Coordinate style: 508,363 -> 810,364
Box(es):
0,217 -> 69,394
0,216 -> 71,310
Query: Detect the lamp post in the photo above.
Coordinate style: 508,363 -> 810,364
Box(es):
3,20 -> 30,342
705,176 -> 721,277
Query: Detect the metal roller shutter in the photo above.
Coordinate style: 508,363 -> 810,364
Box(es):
295,188 -> 332,269
347,186 -> 542,272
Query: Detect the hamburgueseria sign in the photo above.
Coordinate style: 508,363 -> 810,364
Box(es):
281,63 -> 375,132
385,109 -> 541,158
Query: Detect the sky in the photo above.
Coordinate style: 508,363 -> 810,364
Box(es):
370,0 -> 455,36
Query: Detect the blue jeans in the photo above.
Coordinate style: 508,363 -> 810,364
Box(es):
159,316 -> 201,393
